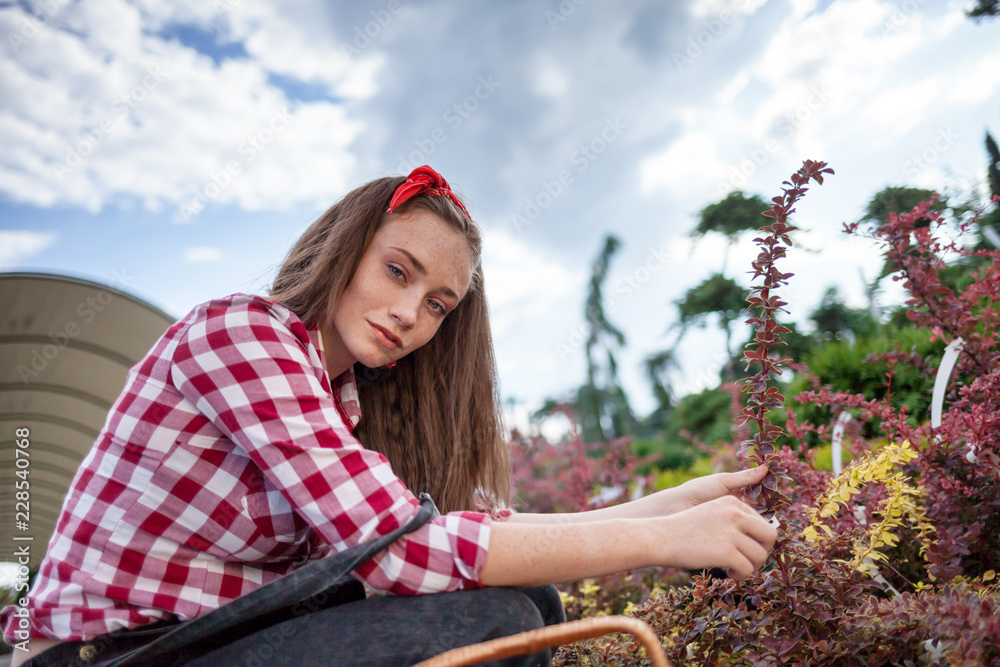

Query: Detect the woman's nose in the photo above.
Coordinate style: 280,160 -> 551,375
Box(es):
389,292 -> 420,328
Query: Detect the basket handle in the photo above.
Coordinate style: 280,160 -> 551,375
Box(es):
414,615 -> 672,667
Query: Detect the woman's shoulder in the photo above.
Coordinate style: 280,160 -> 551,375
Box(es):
186,291 -> 293,315
171,292 -> 317,348
180,293 -> 308,328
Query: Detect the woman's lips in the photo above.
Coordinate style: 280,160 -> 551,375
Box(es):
369,322 -> 402,349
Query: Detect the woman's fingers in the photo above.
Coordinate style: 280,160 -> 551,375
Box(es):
741,508 -> 779,550
727,554 -> 755,582
736,534 -> 770,571
660,495 -> 779,580
715,499 -> 777,578
721,465 -> 769,493
722,530 -> 770,582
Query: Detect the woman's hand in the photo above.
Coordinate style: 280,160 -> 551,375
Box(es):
674,465 -> 769,511
628,465 -> 769,519
656,494 -> 778,582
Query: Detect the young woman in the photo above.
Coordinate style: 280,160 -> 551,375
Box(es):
2,166 -> 776,666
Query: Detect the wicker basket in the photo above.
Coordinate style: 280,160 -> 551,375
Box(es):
414,615 -> 672,667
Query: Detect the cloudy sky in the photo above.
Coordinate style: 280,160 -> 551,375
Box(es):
2,0 -> 998,426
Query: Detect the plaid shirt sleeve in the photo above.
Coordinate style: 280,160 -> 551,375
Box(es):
169,295 -> 494,595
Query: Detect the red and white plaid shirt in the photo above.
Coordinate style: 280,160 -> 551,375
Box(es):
2,293 -> 501,643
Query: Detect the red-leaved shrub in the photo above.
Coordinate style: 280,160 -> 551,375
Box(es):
508,163 -> 1000,665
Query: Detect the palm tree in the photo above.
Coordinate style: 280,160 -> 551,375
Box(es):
577,235 -> 635,443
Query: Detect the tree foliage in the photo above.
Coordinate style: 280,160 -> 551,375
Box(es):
642,348 -> 678,433
577,235 -> 635,443
861,185 -> 945,227
675,273 -> 748,373
675,273 -> 747,324
694,190 -> 771,241
966,0 -> 999,20
978,132 -> 1000,250
809,286 -> 879,342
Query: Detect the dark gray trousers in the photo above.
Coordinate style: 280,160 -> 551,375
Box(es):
187,584 -> 565,666
24,584 -> 564,667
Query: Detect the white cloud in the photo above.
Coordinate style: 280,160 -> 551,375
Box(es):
715,70 -> 751,105
182,246 -> 223,262
0,230 -> 58,268
482,226 -> 581,323
856,73 -> 948,138
636,0 -> 988,208
481,226 -> 590,404
690,0 -> 767,17
950,51 -> 1000,105
533,57 -> 569,98
639,131 -> 730,201
0,1 -> 363,214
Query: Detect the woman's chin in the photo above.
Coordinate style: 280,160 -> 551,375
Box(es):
356,351 -> 398,369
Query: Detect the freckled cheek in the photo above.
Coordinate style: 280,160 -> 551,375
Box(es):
419,316 -> 440,346
354,271 -> 388,306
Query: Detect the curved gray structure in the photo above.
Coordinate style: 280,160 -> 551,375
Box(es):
0,272 -> 175,570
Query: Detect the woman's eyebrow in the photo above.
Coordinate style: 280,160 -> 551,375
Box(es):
389,246 -> 460,300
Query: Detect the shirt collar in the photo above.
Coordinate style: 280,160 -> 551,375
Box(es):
307,322 -> 361,431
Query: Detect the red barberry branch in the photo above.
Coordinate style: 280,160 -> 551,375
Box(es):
739,160 -> 834,518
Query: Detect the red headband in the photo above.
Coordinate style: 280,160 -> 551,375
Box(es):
387,165 -> 471,218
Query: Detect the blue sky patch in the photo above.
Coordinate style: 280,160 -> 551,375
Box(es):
157,23 -> 248,66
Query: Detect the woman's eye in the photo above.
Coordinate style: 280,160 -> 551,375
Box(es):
389,265 -> 404,280
428,300 -> 446,314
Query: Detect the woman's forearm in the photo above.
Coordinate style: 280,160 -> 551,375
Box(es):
479,494 -> 778,587
479,517 -> 658,587
503,465 -> 772,528
504,487 -> 684,525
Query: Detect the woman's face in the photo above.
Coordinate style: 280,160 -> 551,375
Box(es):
323,207 -> 475,378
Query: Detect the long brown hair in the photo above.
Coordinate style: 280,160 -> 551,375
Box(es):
268,175 -> 509,513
